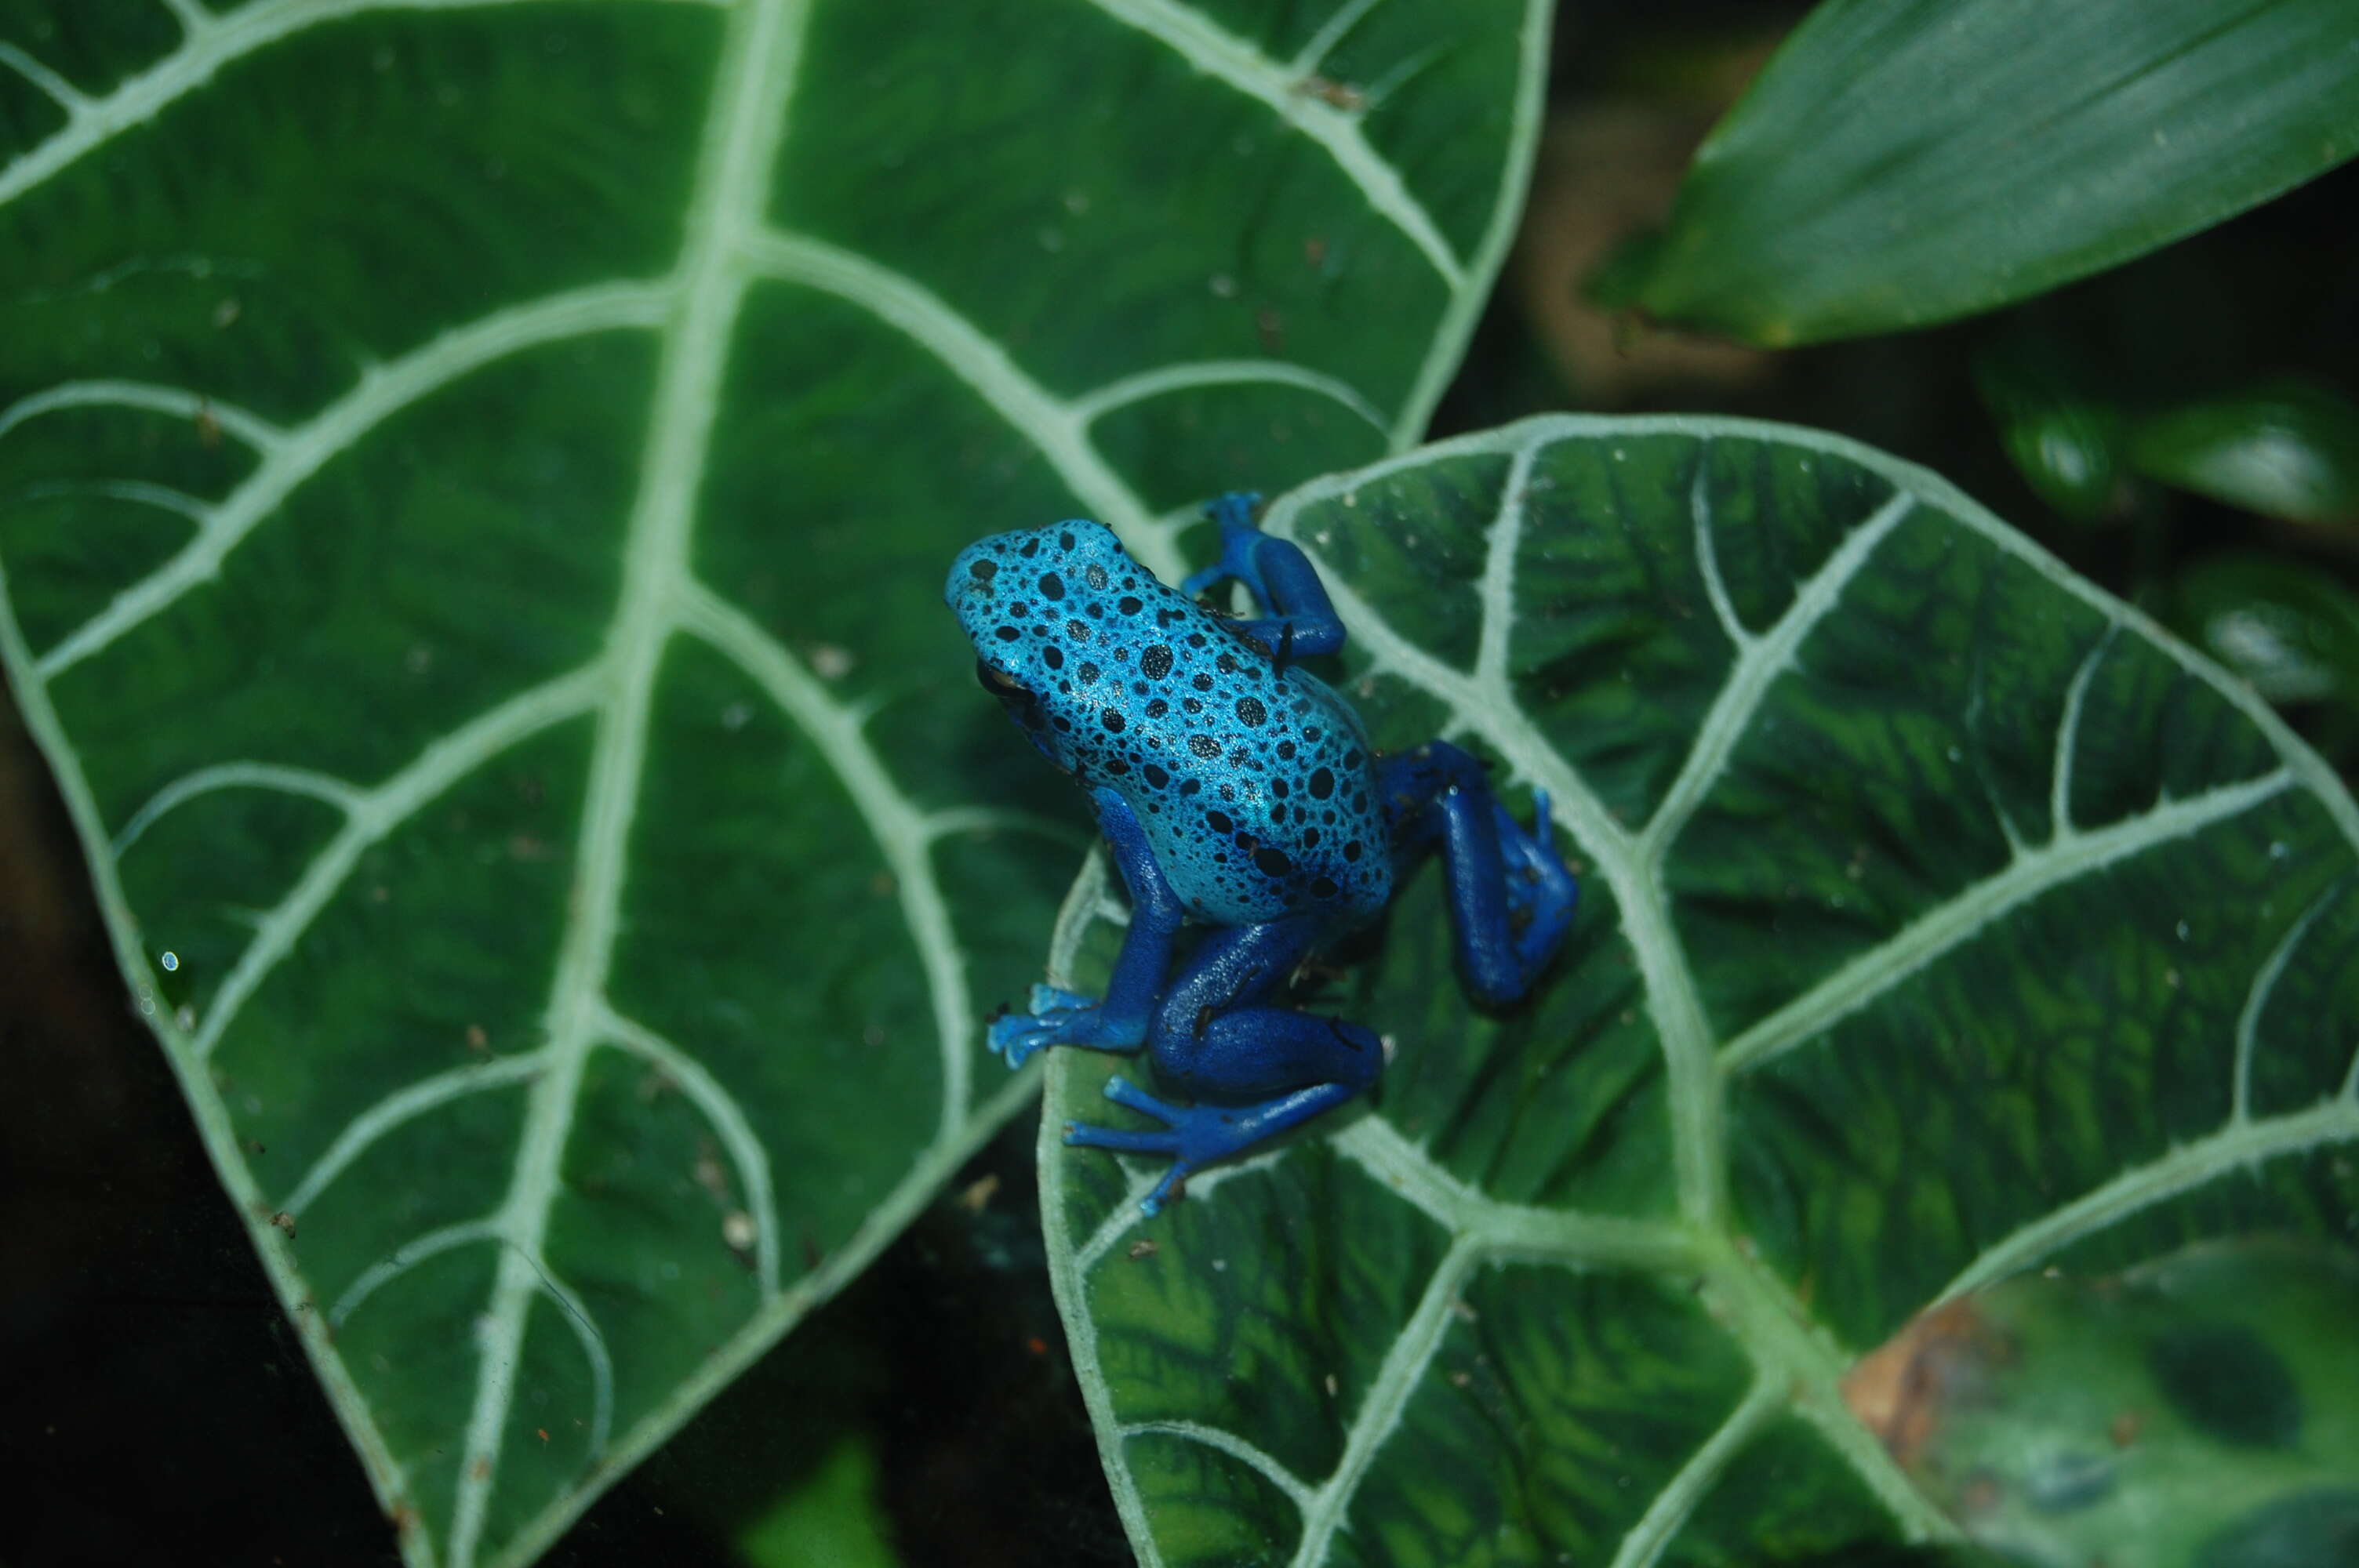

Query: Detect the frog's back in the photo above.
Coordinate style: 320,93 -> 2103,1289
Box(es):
950,521 -> 1390,928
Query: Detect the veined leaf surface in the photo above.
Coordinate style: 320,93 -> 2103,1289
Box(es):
0,2 -> 1547,1564
1042,415 -> 2359,1566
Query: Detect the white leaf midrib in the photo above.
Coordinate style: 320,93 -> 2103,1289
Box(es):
443,1 -> 808,1562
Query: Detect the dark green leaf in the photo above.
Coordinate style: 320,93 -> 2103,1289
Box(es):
2131,382 -> 2359,527
1038,415 -> 2359,1566
2170,554 -> 2359,706
1972,332 -> 2125,525
0,3 -> 1549,1563
1628,0 -> 2359,345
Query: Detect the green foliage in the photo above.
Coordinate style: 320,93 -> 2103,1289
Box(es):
0,3 -> 1545,1564
2172,556 -> 2359,709
734,1436 -> 902,1568
2129,383 -> 2359,529
1042,416 -> 2359,1566
1623,0 -> 2359,345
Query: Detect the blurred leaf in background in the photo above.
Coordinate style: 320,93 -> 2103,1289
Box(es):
2172,554 -> 2359,708
2131,382 -> 2359,530
1847,1237 -> 2359,1568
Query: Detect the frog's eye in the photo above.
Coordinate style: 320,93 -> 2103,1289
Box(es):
975,658 -> 1029,695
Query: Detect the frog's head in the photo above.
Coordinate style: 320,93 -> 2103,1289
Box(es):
945,518 -> 1161,769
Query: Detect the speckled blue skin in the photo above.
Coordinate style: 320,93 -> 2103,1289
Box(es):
947,495 -> 1577,1214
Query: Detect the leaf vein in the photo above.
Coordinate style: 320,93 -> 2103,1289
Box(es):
1289,1240 -> 1478,1567
2233,877 -> 2345,1123
0,0 -> 731,212
35,281 -> 672,680
1121,1420 -> 1316,1511
0,379 -> 280,451
678,581 -> 980,1132
1722,767 -> 2297,1074
597,1004 -> 783,1299
2050,622 -> 2118,837
1639,488 -> 1914,861
447,1 -> 803,1555
114,759 -> 365,855
1608,1375 -> 1783,1568
740,227 -> 1180,583
1943,1094 -> 2359,1298
281,1051 -> 549,1218
189,666 -> 605,1062
1080,0 -> 1467,289
1068,359 -> 1388,435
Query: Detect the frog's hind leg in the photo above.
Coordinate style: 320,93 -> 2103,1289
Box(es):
1381,742 -> 1579,1009
1064,916 -> 1382,1214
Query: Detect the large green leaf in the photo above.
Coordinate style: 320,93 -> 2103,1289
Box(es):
1623,0 -> 2359,345
0,2 -> 1547,1564
1041,414 -> 2359,1566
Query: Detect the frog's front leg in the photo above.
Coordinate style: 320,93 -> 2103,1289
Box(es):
1382,742 -> 1579,1009
1064,916 -> 1383,1214
1179,492 -> 1346,660
987,789 -> 1183,1069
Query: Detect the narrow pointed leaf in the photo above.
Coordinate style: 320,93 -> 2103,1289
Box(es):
1629,0 -> 2359,345
1041,414 -> 2359,1566
0,2 -> 1548,1563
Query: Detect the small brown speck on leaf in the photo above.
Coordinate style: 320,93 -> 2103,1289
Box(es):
1294,75 -> 1365,111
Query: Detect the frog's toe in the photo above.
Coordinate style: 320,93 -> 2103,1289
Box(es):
1027,983 -> 1096,1014
986,1013 -> 1048,1066
1061,1118 -> 1180,1156
1101,1074 -> 1182,1120
989,1006 -> 1088,1068
1063,1080 -> 1185,1153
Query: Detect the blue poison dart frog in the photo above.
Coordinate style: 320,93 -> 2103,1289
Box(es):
946,493 -> 1578,1214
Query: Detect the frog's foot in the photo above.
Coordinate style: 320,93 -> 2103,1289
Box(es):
1179,491 -> 1267,599
987,984 -> 1105,1069
1178,492 -> 1347,659
1064,1074 -> 1361,1215
1491,788 -> 1579,971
